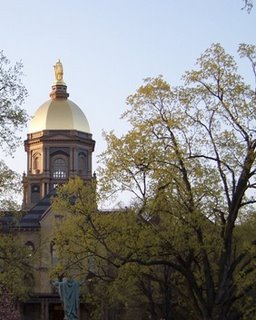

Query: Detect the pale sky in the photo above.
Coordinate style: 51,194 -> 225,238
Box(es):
0,0 -> 255,203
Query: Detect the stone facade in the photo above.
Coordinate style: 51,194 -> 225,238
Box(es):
17,64 -> 95,319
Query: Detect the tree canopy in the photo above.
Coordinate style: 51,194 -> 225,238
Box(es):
0,51 -> 28,210
0,51 -> 28,153
242,0 -> 254,12
0,285 -> 21,320
0,51 -> 30,313
0,160 -> 22,211
53,43 -> 256,320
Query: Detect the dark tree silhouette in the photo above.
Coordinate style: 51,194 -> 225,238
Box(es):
0,285 -> 21,320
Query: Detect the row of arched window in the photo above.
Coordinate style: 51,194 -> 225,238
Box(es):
32,153 -> 88,179
25,241 -> 96,275
25,241 -> 57,265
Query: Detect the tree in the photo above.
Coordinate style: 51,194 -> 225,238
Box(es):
98,43 -> 256,319
242,0 -> 254,12
0,160 -> 22,211
0,51 -> 31,302
0,285 -> 21,320
0,51 -> 28,209
53,44 -> 256,320
52,178 -> 200,320
232,212 -> 256,319
0,233 -> 34,299
0,51 -> 28,153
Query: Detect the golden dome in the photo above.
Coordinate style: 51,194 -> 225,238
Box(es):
28,99 -> 91,134
28,60 -> 91,134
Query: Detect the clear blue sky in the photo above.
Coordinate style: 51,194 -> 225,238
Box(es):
0,0 -> 255,189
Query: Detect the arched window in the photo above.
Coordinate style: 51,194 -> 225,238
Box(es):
25,241 -> 35,257
78,152 -> 87,175
52,158 -> 67,179
33,153 -> 41,173
50,241 -> 58,265
34,157 -> 39,170
24,273 -> 35,287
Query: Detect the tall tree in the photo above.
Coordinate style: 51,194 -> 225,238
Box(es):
0,234 -> 34,299
0,51 -> 28,153
0,51 -> 28,209
98,43 -> 256,319
0,51 -> 31,303
0,285 -> 21,320
0,160 -> 22,210
53,44 -> 256,320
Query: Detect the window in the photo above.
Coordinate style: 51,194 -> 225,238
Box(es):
25,241 -> 35,257
78,153 -> 87,174
55,214 -> 64,226
50,241 -> 58,265
52,158 -> 67,179
33,153 -> 41,173
34,157 -> 39,170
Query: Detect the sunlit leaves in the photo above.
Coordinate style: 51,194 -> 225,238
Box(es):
0,160 -> 22,210
53,44 -> 256,319
96,43 -> 256,318
0,51 -> 28,153
0,234 -> 33,300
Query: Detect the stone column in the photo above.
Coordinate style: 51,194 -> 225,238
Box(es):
41,299 -> 49,320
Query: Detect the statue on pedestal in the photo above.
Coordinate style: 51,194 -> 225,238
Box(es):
53,59 -> 65,84
53,279 -> 80,320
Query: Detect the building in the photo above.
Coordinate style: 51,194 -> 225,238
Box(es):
18,60 -> 95,320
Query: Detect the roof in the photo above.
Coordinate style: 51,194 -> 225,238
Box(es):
19,190 -> 55,229
28,99 -> 91,134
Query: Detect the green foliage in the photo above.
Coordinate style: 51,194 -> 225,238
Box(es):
0,51 -> 28,153
0,51 -> 28,209
98,43 -> 256,319
0,160 -> 22,210
53,44 -> 256,319
0,233 -> 34,300
51,178 -> 98,278
0,51 -> 30,302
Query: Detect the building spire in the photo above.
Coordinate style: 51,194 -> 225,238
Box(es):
50,59 -> 69,100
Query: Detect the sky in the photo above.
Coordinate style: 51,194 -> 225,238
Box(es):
0,0 -> 255,205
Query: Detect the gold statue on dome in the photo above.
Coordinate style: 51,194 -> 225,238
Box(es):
53,59 -> 65,84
